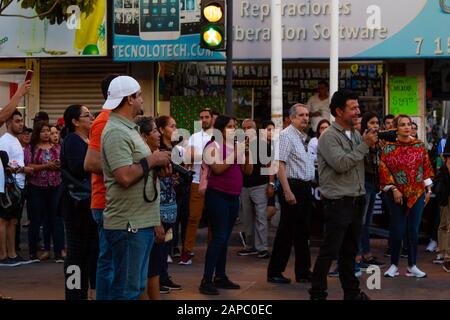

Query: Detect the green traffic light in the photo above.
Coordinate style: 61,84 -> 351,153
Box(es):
203,27 -> 223,47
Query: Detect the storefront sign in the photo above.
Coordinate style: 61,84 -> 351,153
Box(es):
389,77 -> 419,116
114,0 -> 450,61
0,1 -> 108,58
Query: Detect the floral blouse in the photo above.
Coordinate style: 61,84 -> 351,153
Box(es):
379,139 -> 434,208
24,144 -> 62,187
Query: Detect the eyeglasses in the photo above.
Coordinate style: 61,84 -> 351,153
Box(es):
79,113 -> 94,119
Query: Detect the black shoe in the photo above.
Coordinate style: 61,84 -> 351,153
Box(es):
308,288 -> 327,300
267,274 -> 291,284
214,276 -> 240,289
401,248 -> 408,258
344,291 -> 370,300
362,256 -> 386,267
384,249 -> 391,257
199,279 -> 219,295
257,250 -> 270,259
161,278 -> 182,290
237,248 -> 258,256
172,247 -> 181,258
296,273 -> 312,283
159,285 -> 170,294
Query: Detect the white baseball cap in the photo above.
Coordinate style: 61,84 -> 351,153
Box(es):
103,76 -> 141,110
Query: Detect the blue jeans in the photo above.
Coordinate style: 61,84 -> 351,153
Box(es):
360,180 -> 377,256
203,188 -> 240,281
91,209 -> 114,300
386,192 -> 425,266
104,227 -> 154,300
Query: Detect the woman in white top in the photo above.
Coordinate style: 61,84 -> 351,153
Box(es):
308,119 -> 330,163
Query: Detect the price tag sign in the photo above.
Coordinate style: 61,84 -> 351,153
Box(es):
389,77 -> 419,115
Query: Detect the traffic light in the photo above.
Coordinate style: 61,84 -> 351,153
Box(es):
200,0 -> 226,51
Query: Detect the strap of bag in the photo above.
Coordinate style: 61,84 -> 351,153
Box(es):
140,158 -> 158,203
61,168 -> 91,193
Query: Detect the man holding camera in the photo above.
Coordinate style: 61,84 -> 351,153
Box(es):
309,90 -> 378,300
100,76 -> 171,300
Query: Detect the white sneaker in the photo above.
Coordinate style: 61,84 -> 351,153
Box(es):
426,240 -> 438,253
384,265 -> 399,278
406,265 -> 427,278
167,255 -> 173,264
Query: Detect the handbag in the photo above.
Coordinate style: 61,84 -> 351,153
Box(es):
61,168 -> 91,202
0,172 -> 22,213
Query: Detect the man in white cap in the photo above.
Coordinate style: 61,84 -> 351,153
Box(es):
100,76 -> 171,300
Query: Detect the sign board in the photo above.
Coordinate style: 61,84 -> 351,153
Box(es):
0,1 -> 108,58
114,0 -> 450,61
389,77 -> 419,115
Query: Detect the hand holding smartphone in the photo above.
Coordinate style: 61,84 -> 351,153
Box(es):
25,70 -> 34,82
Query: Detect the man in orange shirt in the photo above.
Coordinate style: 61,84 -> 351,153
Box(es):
84,74 -> 118,300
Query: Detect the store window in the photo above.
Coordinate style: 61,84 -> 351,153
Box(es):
158,61 -> 385,132
426,59 -> 450,169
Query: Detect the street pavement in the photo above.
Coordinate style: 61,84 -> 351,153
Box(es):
1,223 -> 449,300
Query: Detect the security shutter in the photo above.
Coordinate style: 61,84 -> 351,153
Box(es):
40,59 -> 129,124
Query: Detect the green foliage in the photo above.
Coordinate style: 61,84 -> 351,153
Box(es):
19,0 -> 97,25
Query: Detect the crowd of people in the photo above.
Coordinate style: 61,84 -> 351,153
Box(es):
0,76 -> 449,301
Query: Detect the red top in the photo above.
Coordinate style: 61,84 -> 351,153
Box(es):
89,110 -> 111,209
379,139 -> 434,208
24,144 -> 62,187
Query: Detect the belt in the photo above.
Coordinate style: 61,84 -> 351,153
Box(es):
287,178 -> 312,185
324,195 -> 365,204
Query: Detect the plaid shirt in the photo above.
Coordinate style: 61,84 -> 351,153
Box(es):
276,125 -> 315,181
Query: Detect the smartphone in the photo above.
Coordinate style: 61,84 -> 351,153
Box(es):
139,0 -> 180,40
180,0 -> 200,35
24,70 -> 33,82
114,0 -> 139,36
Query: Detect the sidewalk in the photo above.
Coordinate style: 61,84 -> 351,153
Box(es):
0,224 -> 449,300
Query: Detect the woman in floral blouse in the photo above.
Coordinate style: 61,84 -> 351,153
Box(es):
379,115 -> 434,278
25,121 -> 65,263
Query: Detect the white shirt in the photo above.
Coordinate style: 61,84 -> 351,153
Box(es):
307,137 -> 319,163
307,94 -> 330,132
0,161 -> 4,193
0,133 -> 25,189
276,125 -> 315,181
188,130 -> 211,184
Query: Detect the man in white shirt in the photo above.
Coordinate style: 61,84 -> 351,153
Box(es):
0,81 -> 31,195
179,108 -> 213,265
0,110 -> 33,267
307,81 -> 330,133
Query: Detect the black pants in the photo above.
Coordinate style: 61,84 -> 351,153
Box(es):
62,193 -> 98,300
173,183 -> 190,249
267,180 -> 312,279
310,196 -> 365,299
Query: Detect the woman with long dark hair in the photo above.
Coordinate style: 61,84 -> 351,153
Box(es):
357,112 -> 385,267
199,115 -> 253,295
60,104 -> 98,300
154,115 -> 182,292
25,121 -> 65,262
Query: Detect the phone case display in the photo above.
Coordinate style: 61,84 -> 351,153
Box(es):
171,96 -> 225,134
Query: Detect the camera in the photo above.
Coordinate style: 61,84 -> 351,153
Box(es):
170,161 -> 195,184
377,129 -> 397,142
